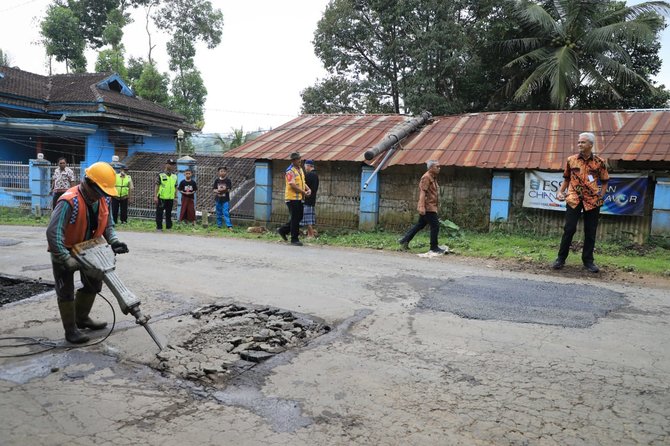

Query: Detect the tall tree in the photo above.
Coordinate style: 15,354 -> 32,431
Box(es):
59,0 -> 152,49
312,0 -> 409,113
308,0 -> 515,115
153,0 -> 223,126
95,47 -> 128,78
40,4 -> 87,73
0,49 -> 10,66
501,0 -> 670,109
134,62 -> 170,106
170,68 -> 207,128
301,76 -> 370,113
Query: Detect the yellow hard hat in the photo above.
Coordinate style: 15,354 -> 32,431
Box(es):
85,162 -> 118,197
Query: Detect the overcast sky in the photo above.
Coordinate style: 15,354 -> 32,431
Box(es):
0,0 -> 668,135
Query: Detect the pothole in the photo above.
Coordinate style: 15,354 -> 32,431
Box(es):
0,275 -> 53,307
155,303 -> 331,385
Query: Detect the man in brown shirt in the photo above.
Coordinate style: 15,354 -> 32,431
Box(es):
553,132 -> 609,273
398,160 -> 444,254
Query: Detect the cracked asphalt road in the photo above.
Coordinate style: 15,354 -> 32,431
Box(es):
1,225 -> 669,445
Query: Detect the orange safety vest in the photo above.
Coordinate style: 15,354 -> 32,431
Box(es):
58,185 -> 110,248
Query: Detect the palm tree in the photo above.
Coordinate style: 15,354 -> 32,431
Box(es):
502,0 -> 670,108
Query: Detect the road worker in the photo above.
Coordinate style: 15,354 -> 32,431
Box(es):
46,162 -> 129,344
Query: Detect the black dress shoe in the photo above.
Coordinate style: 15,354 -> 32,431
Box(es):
583,263 -> 600,273
552,259 -> 565,270
276,228 -> 288,241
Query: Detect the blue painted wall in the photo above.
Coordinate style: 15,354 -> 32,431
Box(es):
651,177 -> 670,234
254,161 -> 272,222
490,172 -> 512,222
359,165 -> 379,230
0,132 -> 36,162
128,130 -> 175,156
85,129 -> 115,165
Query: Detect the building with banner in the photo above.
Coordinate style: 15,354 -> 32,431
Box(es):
225,109 -> 670,243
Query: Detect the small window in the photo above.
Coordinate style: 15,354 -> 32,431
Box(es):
108,80 -> 123,93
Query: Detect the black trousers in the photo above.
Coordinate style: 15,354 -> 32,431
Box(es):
156,199 -> 174,230
401,211 -> 440,251
112,197 -> 128,223
52,256 -> 103,302
557,202 -> 600,264
52,191 -> 65,209
279,200 -> 304,242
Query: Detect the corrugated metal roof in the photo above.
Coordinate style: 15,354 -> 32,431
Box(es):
226,114 -> 408,162
226,110 -> 670,170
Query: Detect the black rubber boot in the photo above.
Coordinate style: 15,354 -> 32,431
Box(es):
58,300 -> 90,344
75,291 -> 107,330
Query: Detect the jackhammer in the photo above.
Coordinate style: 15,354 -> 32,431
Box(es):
71,237 -> 163,351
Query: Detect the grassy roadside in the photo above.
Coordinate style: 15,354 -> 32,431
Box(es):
3,208 -> 669,277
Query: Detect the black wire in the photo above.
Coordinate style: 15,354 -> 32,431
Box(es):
0,292 -> 117,358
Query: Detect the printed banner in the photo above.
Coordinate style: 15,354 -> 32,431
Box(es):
523,171 -> 647,216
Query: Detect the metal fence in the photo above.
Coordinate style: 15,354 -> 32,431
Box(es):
0,161 -> 29,189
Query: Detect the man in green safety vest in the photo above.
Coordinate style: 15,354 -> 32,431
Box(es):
112,164 -> 133,224
154,159 -> 178,231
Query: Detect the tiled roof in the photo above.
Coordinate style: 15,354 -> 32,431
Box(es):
0,66 -> 190,129
226,110 -> 670,170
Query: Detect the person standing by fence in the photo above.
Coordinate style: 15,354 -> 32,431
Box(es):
178,168 -> 198,224
300,159 -> 319,238
277,152 -> 311,246
212,166 -> 233,230
154,159 -> 177,231
112,164 -> 132,224
552,132 -> 609,273
51,157 -> 75,209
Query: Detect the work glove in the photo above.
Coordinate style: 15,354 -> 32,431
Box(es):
111,241 -> 129,254
63,256 -> 80,272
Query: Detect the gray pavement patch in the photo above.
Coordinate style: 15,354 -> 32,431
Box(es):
0,350 -> 117,384
21,264 -> 51,272
410,275 -> 629,327
0,238 -> 21,247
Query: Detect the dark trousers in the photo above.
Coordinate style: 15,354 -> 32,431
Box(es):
279,200 -> 304,242
112,197 -> 128,223
156,199 -> 174,230
557,202 -> 600,264
52,256 -> 103,302
52,191 -> 65,209
401,211 -> 440,250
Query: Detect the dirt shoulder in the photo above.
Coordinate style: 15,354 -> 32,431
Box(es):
451,255 -> 670,289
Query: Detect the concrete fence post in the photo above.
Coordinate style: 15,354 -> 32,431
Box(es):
651,177 -> 670,235
359,165 -> 380,230
29,158 -> 51,216
490,171 -> 512,223
254,161 -> 272,224
176,156 -> 197,222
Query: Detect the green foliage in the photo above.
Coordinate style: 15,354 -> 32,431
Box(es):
308,0 -> 518,115
41,4 -> 87,73
439,219 -> 462,238
134,62 -> 170,106
501,0 -> 670,109
126,56 -> 145,85
95,47 -> 128,78
153,0 -> 223,127
153,0 -> 223,49
170,68 -> 207,127
301,76 -> 370,114
0,49 -> 11,66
